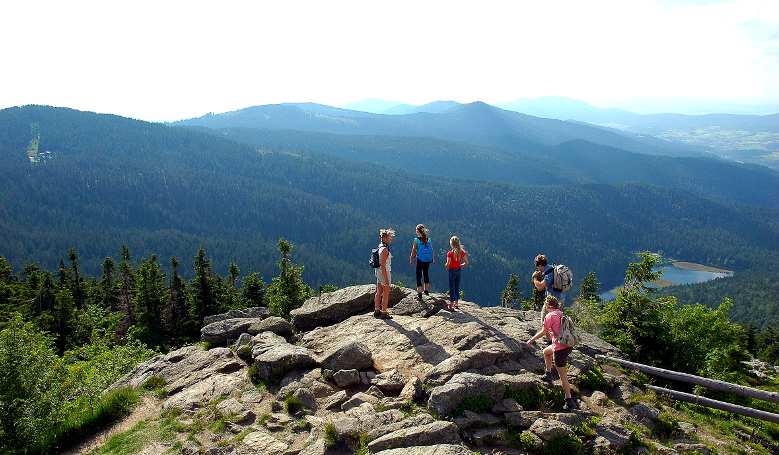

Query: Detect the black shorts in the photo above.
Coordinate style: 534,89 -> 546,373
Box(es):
554,347 -> 573,368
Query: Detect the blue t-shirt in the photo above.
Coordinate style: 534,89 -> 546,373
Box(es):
543,264 -> 566,302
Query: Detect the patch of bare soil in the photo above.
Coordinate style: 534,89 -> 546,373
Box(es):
57,395 -> 163,455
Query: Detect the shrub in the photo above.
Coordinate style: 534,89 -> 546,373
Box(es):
576,366 -> 605,391
142,376 -> 167,390
324,422 -> 337,448
285,394 -> 303,415
653,411 -> 681,439
452,395 -> 493,416
505,384 -> 564,410
536,434 -> 586,455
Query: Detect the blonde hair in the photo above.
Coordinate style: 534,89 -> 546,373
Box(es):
450,236 -> 463,260
546,295 -> 559,309
416,224 -> 428,243
380,229 -> 395,241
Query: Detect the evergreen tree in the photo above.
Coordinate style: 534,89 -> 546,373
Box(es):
601,252 -> 675,368
268,238 -> 313,320
99,256 -> 118,311
226,262 -> 241,309
133,255 -> 168,350
579,270 -> 602,303
189,247 -> 220,326
67,247 -> 85,309
115,245 -> 136,339
240,272 -> 266,308
166,256 -> 192,344
501,273 -> 522,308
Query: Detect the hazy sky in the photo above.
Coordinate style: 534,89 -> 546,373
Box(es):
2,0 -> 778,122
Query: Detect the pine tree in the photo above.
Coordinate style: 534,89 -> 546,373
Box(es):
579,270 -> 603,303
134,255 -> 168,350
501,273 -> 522,308
268,238 -> 313,320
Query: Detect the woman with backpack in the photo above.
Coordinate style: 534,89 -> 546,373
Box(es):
409,224 -> 435,299
445,236 -> 468,311
374,229 -> 394,319
526,295 -> 578,411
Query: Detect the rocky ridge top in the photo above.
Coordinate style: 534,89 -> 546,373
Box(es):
103,285 -> 724,454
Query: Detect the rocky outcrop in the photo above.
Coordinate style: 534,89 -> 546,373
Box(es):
290,284 -> 406,331
105,285 -> 718,455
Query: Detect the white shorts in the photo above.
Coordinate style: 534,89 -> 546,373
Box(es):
375,268 -> 391,286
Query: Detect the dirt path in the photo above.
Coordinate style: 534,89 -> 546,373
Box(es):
58,395 -> 162,455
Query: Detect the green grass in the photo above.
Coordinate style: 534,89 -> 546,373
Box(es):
91,410 -> 184,455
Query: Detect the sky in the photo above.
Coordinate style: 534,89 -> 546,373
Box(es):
2,0 -> 778,122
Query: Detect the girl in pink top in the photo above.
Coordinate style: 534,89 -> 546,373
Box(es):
526,295 -> 578,410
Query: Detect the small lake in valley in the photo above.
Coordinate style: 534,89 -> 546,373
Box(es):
599,262 -> 733,301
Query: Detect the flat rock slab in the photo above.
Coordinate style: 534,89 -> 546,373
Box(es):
302,303 -> 623,383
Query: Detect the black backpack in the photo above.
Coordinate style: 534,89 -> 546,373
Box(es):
369,243 -> 387,268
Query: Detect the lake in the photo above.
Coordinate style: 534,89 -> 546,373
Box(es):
599,263 -> 733,301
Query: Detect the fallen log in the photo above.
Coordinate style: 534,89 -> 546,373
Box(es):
646,385 -> 779,425
596,355 -> 779,405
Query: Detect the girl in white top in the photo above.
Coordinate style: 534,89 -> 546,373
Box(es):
374,229 -> 394,319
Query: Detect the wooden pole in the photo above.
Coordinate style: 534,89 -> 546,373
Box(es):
646,385 -> 779,425
596,355 -> 779,405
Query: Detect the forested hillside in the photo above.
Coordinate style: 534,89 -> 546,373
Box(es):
2,105 -> 779,327
194,127 -> 779,207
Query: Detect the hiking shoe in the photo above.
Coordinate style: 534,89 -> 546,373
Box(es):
538,371 -> 553,383
563,397 -> 579,411
423,290 -> 429,296
381,311 -> 393,319
417,292 -> 423,299
374,309 -> 381,318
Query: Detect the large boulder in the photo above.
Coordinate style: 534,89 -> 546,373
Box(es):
203,307 -> 271,325
318,340 -> 373,371
427,372 -> 506,417
290,284 -> 407,331
107,345 -> 251,411
247,316 -> 294,337
251,332 -> 318,381
201,318 -> 262,345
367,421 -> 461,453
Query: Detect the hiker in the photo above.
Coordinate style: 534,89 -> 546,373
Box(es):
532,254 -> 567,323
374,229 -> 395,319
445,236 -> 468,311
526,295 -> 578,410
409,224 -> 435,299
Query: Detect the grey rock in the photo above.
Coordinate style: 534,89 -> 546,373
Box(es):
592,416 -> 633,452
293,387 -> 317,412
399,375 -> 424,401
181,440 -> 200,455
372,368 -> 408,391
291,284 -> 407,331
629,402 -> 661,428
528,417 -> 575,442
321,390 -> 348,410
373,445 -> 475,455
203,307 -> 271,326
504,411 -> 543,428
491,397 -> 522,414
318,340 -> 373,371
367,385 -> 386,399
391,293 -> 446,317
201,318 -> 262,345
333,369 -> 361,387
342,392 -> 379,411
367,421 -> 462,452
673,439 -> 710,455
250,332 -> 318,382
241,430 -> 287,454
247,316 -> 294,337
453,409 -> 502,430
368,413 -> 435,439
427,372 -> 505,416
216,397 -> 245,416
463,426 -> 509,446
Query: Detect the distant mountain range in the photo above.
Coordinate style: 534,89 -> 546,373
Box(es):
335,97 -> 779,169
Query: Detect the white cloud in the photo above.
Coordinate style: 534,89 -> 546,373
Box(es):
0,0 -> 776,121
